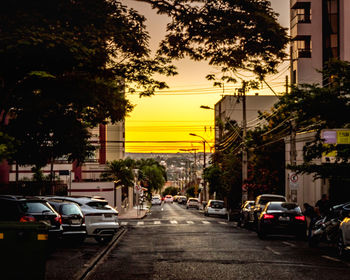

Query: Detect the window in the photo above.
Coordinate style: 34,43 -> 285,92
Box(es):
291,2 -> 311,27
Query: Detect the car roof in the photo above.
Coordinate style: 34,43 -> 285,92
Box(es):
257,194 -> 285,198
0,195 -> 47,202
209,200 -> 224,203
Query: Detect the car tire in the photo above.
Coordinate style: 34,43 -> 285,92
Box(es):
308,235 -> 319,248
257,230 -> 266,239
186,206 -> 188,209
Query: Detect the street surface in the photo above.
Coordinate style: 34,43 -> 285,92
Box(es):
46,202 -> 350,280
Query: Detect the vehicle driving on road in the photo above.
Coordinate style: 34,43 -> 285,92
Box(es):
151,195 -> 162,205
204,200 -> 227,217
164,195 -> 174,203
186,198 -> 199,209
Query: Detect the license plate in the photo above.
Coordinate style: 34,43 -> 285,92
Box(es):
278,216 -> 290,221
104,214 -> 112,218
71,219 -> 80,225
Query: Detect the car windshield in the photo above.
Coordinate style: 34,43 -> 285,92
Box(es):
259,197 -> 285,205
210,201 -> 224,208
189,199 -> 198,202
61,204 -> 82,215
20,201 -> 53,213
268,203 -> 301,213
87,201 -> 110,210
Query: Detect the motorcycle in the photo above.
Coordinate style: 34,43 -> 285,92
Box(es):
308,202 -> 350,248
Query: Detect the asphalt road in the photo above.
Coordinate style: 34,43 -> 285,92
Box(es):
76,202 -> 350,280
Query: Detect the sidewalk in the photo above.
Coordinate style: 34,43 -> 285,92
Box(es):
118,205 -> 149,220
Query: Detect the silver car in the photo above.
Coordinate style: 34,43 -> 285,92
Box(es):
47,196 -> 119,243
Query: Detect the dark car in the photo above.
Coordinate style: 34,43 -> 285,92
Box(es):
239,200 -> 254,228
257,201 -> 307,239
249,194 -> 287,226
0,195 -> 63,241
46,200 -> 87,242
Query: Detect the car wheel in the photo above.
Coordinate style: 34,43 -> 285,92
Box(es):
186,206 -> 188,209
337,232 -> 345,257
257,229 -> 266,239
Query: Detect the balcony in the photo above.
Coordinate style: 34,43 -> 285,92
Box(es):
291,14 -> 311,28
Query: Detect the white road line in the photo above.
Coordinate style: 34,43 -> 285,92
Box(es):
321,255 -> 341,262
202,221 -> 211,224
136,221 -> 144,226
120,222 -> 128,226
282,241 -> 296,247
187,221 -> 194,224
154,221 -> 161,225
170,220 -> 178,224
266,246 -> 281,255
219,222 -> 227,225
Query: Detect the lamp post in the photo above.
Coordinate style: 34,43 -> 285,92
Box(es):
189,133 -> 212,202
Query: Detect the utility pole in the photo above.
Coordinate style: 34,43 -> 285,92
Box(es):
287,75 -> 297,202
241,81 -> 248,202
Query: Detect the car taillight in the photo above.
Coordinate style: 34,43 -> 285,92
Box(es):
20,215 -> 36,222
263,214 -> 275,219
295,215 -> 305,221
54,215 -> 62,225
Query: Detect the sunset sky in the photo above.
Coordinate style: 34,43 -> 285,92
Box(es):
123,0 -> 290,153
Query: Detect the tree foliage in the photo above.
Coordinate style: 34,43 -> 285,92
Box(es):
0,0 -> 176,167
141,0 -> 288,79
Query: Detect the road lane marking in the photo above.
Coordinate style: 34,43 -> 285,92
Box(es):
187,221 -> 194,224
266,246 -> 281,255
283,241 -> 296,247
154,221 -> 161,225
219,222 -> 227,225
136,221 -> 144,226
120,222 -> 128,226
170,220 -> 178,224
202,221 -> 210,224
321,255 -> 341,262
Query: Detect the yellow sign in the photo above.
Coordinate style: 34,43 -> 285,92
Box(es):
337,131 -> 350,144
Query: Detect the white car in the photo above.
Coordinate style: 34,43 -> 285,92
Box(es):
164,195 -> 174,203
186,198 -> 199,209
151,196 -> 162,205
47,196 -> 119,243
204,200 -> 228,217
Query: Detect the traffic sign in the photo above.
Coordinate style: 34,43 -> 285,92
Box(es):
289,172 -> 299,189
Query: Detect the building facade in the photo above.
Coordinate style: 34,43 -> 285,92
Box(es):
214,95 -> 278,146
287,0 -> 350,206
290,0 -> 350,84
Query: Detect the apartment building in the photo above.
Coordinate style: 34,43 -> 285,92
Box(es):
290,0 -> 350,84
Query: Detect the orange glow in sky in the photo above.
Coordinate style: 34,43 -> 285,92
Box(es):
123,0 -> 290,153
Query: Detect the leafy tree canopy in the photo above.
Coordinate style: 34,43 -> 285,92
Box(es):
140,0 -> 288,80
0,0 -> 176,167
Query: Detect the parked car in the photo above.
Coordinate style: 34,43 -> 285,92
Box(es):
0,195 -> 63,241
249,194 -> 287,226
338,209 -> 350,257
46,199 -> 87,242
204,200 -> 227,217
151,195 -> 162,205
239,200 -> 254,227
164,195 -> 174,203
186,198 -> 199,209
256,201 -> 307,239
46,196 -> 118,243
177,196 -> 187,205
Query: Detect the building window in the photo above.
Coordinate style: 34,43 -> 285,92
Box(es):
292,36 -> 312,59
291,2 -> 311,27
323,0 -> 339,63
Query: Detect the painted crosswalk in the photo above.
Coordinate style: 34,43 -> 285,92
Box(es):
119,219 -> 231,227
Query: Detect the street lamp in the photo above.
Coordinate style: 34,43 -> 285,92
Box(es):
189,133 -> 212,202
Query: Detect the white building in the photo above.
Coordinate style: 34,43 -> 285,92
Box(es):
214,95 -> 279,145
290,0 -> 350,84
